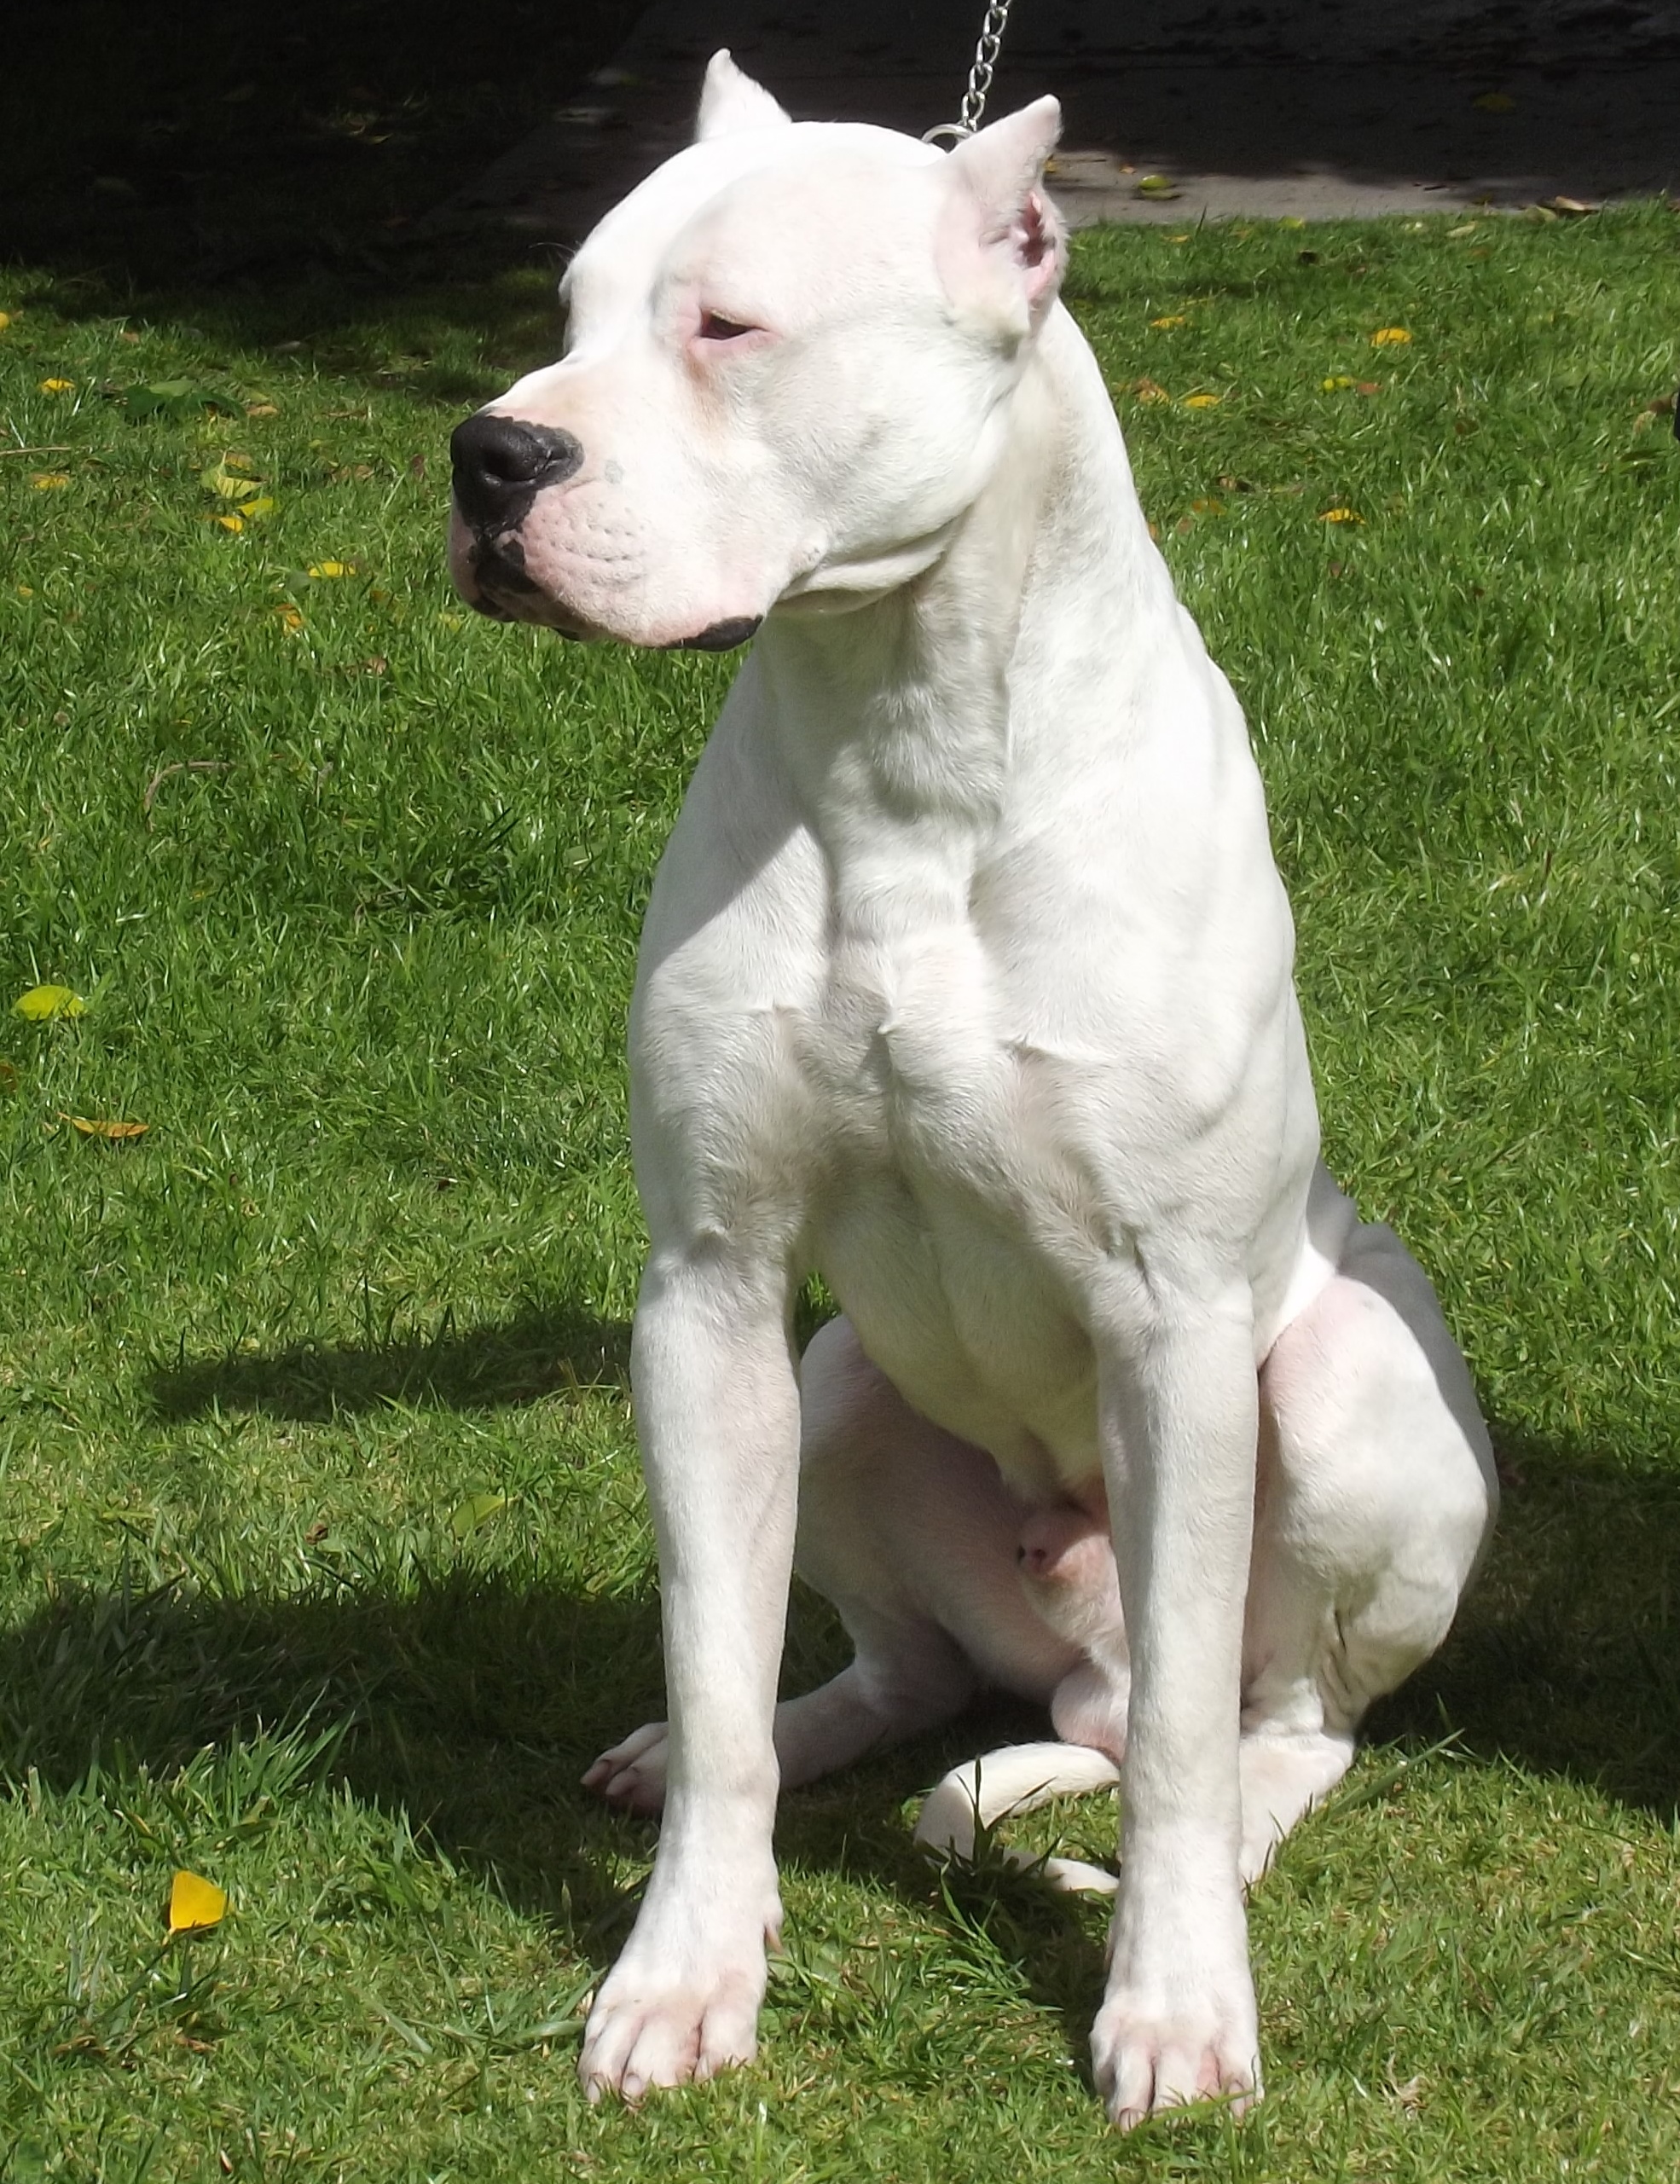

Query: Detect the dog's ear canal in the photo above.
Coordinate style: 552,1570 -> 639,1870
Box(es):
696,49 -> 793,141
944,96 -> 1067,322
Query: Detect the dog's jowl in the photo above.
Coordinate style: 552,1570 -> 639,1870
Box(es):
449,50 -> 1498,2130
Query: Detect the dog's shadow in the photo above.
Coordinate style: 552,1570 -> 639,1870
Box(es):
1367,1427 -> 1680,1806
145,1297 -> 631,1422
4,1308 -> 1677,2063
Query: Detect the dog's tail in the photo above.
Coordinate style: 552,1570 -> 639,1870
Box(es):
913,1741 -> 1121,1897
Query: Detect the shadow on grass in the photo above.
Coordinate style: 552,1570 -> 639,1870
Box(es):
1370,1425 -> 1680,1818
0,1563 -> 664,1944
0,1557 -> 1106,2053
0,1420 -> 1674,2051
145,1301 -> 632,1422
143,1282 -> 841,1422
0,1 -> 640,375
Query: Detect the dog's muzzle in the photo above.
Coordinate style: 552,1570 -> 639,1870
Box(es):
449,414 -> 587,623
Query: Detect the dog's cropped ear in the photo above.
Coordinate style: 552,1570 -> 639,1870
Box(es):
940,97 -> 1066,331
696,49 -> 792,141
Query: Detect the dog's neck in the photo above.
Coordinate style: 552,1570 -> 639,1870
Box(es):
754,306 -> 1173,857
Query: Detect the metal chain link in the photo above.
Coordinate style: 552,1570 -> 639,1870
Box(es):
923,0 -> 1016,145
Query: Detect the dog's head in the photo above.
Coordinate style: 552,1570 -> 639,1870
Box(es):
448,51 -> 1064,649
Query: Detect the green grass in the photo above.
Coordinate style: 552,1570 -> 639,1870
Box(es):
1,200 -> 1677,2181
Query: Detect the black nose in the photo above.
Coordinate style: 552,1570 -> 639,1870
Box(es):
449,414 -> 583,529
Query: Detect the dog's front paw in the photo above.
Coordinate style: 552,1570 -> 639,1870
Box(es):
1090,1921 -> 1260,2129
582,1720 -> 670,1813
579,1886 -> 778,2102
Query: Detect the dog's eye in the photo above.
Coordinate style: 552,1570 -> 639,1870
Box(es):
698,312 -> 756,342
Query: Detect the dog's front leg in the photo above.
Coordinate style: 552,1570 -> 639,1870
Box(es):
1092,1292 -> 1261,2129
579,1247 -> 799,2101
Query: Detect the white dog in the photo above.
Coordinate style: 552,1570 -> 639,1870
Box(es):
448,52 -> 1498,2129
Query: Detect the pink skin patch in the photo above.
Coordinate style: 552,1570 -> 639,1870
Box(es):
1017,1487 -> 1124,1651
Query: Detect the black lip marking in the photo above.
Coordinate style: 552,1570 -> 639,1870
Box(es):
664,617 -> 764,652
469,530 -> 541,598
449,414 -> 584,530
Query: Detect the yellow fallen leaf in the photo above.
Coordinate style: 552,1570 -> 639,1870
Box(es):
14,984 -> 86,1021
273,602 -> 305,631
65,1114 -> 149,1142
1277,216 -> 1306,230
239,495 -> 275,519
245,401 -> 281,418
1322,375 -> 1356,391
1190,497 -> 1225,515
0,313 -> 11,331
200,459 -> 264,501
307,560 -> 354,579
1182,392 -> 1222,409
1135,174 -> 1180,200
30,472 -> 70,490
1150,315 -> 1187,329
1132,378 -> 1172,404
38,377 -> 75,394
169,1868 -> 228,1934
16,584 -> 34,597
1168,233 -> 1190,244
1447,222 -> 1479,237
213,513 -> 245,532
1371,327 -> 1412,347
1319,507 -> 1364,524
1472,91 -> 1515,113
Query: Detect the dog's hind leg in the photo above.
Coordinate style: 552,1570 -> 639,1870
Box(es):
773,1611 -> 981,1788
587,1314 -> 1075,1814
588,1609 -> 978,1814
1237,1193 -> 1498,1883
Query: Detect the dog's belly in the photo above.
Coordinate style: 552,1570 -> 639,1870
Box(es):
814,1164 -> 1100,1495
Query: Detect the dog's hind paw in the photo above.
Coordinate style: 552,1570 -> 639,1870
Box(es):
582,1720 -> 671,1813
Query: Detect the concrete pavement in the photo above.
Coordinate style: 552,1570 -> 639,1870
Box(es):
433,0 -> 1680,237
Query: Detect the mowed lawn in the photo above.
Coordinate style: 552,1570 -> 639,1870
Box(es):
1,203 -> 1677,2181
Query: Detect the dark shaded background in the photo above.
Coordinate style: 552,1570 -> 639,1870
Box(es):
0,0 -> 639,303
8,2 -> 1677,313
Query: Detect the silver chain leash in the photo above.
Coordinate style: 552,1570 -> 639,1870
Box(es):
924,0 -> 1016,145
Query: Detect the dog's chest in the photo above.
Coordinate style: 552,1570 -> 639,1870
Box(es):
786,905 -> 1118,1475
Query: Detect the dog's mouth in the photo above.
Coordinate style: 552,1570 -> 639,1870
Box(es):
461,527 -> 597,636
661,617 -> 763,652
459,529 -> 762,651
